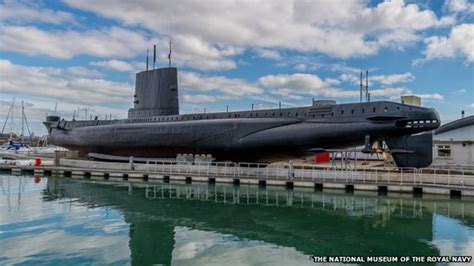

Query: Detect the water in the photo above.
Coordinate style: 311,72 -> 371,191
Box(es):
0,174 -> 473,265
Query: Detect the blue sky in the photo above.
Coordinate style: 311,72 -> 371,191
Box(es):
0,0 -> 473,135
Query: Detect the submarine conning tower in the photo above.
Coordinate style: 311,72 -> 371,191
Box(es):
128,67 -> 179,118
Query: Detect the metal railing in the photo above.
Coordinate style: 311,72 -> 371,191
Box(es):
142,160 -> 474,188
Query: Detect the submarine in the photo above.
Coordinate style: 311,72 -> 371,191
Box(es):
44,66 -> 440,168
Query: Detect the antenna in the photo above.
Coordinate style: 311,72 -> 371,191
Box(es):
153,44 -> 156,70
146,49 -> 149,71
360,70 -> 363,103
365,70 -> 369,102
168,40 -> 172,67
54,102 -> 58,112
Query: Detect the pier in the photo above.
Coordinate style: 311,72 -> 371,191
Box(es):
1,158 -> 473,197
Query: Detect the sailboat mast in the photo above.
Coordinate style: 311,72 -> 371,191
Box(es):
1,98 -> 15,134
21,100 -> 24,142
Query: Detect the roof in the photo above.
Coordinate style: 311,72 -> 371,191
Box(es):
435,115 -> 474,135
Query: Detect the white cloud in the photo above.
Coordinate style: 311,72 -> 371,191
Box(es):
0,25 -> 241,71
91,60 -> 138,72
415,93 -> 445,101
445,0 -> 474,14
179,72 -> 263,97
253,48 -> 281,60
371,72 -> 415,85
269,88 -> 304,100
181,94 -> 216,104
0,25 -> 151,59
168,35 -> 242,70
258,73 -> 412,99
339,72 -> 415,86
0,0 -> 75,24
0,59 -> 133,105
339,73 -> 361,84
467,103 -> 474,108
416,23 -> 474,64
66,66 -> 104,78
294,64 -> 308,72
324,78 -> 341,86
63,0 -> 452,59
259,73 -> 327,94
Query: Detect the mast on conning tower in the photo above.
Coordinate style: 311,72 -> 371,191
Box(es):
146,49 -> 149,71
366,70 -> 369,102
153,44 -> 156,70
360,70 -> 363,103
168,40 -> 172,67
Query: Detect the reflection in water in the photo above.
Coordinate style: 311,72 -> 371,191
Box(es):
0,174 -> 473,265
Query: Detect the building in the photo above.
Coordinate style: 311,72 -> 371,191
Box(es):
401,95 -> 422,106
432,115 -> 474,167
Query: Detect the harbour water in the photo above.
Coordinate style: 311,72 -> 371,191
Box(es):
0,174 -> 473,265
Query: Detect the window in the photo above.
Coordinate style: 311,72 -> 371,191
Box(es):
351,109 -> 354,114
396,106 -> 400,111
437,145 -> 451,158
384,107 -> 388,112
341,110 -> 344,115
362,108 -> 365,113
295,112 -> 298,117
373,107 -> 376,113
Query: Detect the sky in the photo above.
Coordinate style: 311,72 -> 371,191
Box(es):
0,0 -> 473,136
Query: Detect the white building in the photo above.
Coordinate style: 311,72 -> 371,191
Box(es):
432,115 -> 474,167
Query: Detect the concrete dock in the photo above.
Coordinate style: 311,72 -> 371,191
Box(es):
1,158 -> 473,197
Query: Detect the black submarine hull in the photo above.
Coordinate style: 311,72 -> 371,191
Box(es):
46,104 -> 439,165
45,67 -> 440,167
